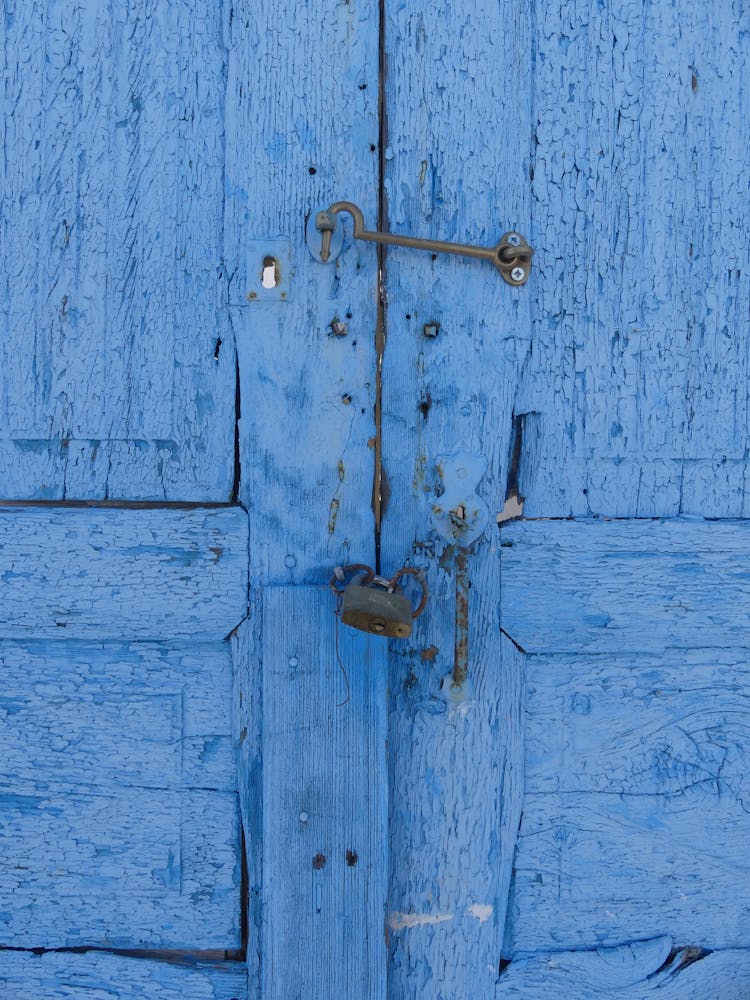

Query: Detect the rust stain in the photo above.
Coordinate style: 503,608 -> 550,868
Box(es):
327,498 -> 340,534
420,645 -> 439,663
454,551 -> 469,687
338,459 -> 345,482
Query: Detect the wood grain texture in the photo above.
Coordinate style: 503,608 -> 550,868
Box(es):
381,1 -> 531,994
0,640 -> 236,793
502,521 -> 750,952
501,519 -> 750,654
225,0 -> 380,584
388,634 -> 525,998
2,785 -> 240,949
513,0 -> 750,518
0,639 -> 241,949
257,587 -> 388,1000
0,506 -> 248,639
0,951 -> 247,1000
0,1 -> 235,500
497,937 -> 750,999
506,645 -> 750,952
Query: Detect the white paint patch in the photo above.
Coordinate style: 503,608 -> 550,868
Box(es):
468,903 -> 494,923
387,911 -> 454,931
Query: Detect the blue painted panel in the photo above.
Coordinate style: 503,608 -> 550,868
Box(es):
0,1 -> 235,499
497,936 -> 750,999
0,640 -> 241,949
0,506 -> 248,640
500,522 -> 750,954
501,519 -> 750,654
0,951 -> 248,1000
513,0 -> 750,518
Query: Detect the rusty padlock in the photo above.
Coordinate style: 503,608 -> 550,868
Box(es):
330,565 -> 428,639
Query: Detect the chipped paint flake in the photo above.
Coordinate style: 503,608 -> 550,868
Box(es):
467,903 -> 493,923
387,911 -> 454,931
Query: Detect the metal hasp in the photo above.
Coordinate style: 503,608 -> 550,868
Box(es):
315,200 -> 533,285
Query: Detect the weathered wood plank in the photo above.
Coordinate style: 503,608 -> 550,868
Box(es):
1,784 -> 241,948
506,643 -> 750,952
225,0 -> 380,584
497,937 -> 750,999
258,586 -> 388,1000
381,0 -> 532,994
231,617 -> 260,998
0,506 -> 248,639
0,951 -> 247,1000
513,0 -> 750,518
388,635 -> 525,996
0,1 -> 235,500
226,2 -> 385,994
501,519 -> 750,654
524,648 -> 750,797
0,640 -> 235,792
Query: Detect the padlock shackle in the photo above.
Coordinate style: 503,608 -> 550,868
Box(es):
387,567 -> 429,620
329,563 -> 375,595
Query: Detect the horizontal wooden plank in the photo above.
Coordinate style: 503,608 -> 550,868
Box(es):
497,937 -> 750,999
0,951 -> 247,1000
524,648 -> 750,796
508,788 -> 750,952
1,785 -> 241,949
0,640 -> 235,792
500,520 -> 750,653
0,507 -> 248,639
509,643 -> 750,952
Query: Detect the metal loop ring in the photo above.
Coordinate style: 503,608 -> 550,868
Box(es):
387,567 -> 429,619
328,563 -> 375,595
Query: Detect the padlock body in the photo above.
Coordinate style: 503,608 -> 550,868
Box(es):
341,584 -> 412,638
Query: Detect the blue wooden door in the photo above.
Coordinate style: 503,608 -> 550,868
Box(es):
4,1 -> 750,999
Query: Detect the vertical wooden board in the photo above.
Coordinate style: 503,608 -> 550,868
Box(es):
225,0 -> 380,584
258,587 -> 388,1000
0,951 -> 248,1000
496,938 -> 750,1000
0,1 -> 235,499
514,0 -> 750,518
388,634 -> 525,997
381,1 -> 532,994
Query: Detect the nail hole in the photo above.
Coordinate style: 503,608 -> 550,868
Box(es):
262,256 -> 279,289
308,166 -> 317,175
313,853 -> 326,870
346,850 -> 358,867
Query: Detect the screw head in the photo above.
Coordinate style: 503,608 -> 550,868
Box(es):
510,267 -> 526,282
369,619 -> 387,633
507,233 -> 522,247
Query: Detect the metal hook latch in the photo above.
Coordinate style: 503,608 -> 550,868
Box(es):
314,200 -> 533,285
